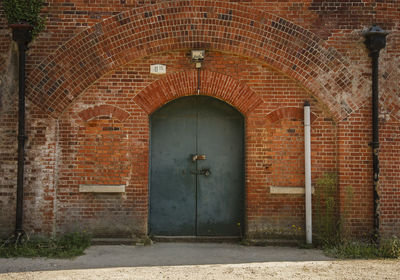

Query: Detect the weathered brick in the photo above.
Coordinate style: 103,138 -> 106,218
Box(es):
0,1 -> 399,239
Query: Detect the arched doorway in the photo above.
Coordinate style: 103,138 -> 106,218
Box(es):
149,95 -> 244,236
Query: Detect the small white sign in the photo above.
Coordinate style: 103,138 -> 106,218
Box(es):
150,64 -> 166,75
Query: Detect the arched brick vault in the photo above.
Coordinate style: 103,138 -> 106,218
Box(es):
133,70 -> 262,115
28,0 -> 361,120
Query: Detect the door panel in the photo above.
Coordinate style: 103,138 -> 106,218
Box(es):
150,98 -> 197,235
150,96 -> 244,236
196,97 -> 244,236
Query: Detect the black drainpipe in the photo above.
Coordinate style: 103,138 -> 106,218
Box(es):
363,25 -> 388,239
11,24 -> 33,238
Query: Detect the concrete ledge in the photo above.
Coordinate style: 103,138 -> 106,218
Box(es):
79,184 -> 125,193
92,238 -> 142,245
152,236 -> 241,243
244,239 -> 299,247
270,186 -> 314,195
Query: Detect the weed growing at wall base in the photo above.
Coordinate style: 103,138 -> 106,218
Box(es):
313,173 -> 399,259
325,237 -> 400,259
0,232 -> 91,258
314,173 -> 340,247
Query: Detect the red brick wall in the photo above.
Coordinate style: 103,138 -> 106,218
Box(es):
0,98 -> 56,237
338,104 -> 374,237
57,98 -> 148,236
50,50 -> 337,237
0,0 -> 399,239
380,119 -> 400,237
23,106 -> 57,235
338,104 -> 400,239
17,1 -> 399,120
0,72 -> 17,238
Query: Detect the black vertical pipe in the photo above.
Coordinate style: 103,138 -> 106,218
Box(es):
11,24 -> 32,237
15,39 -> 27,236
370,50 -> 380,235
363,25 -> 388,238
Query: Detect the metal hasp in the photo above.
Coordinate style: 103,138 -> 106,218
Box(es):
192,154 -> 206,162
363,25 -> 388,239
11,24 -> 33,238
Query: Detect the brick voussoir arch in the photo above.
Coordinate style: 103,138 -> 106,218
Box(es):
265,107 -> 318,124
77,104 -> 130,122
28,0 -> 356,119
133,71 -> 263,115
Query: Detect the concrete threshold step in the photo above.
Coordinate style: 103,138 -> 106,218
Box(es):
91,236 -> 240,245
152,236 -> 241,243
91,238 -> 142,245
91,237 -> 298,246
245,239 -> 299,247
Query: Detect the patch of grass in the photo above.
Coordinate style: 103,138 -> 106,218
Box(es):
379,237 -> 400,258
0,232 -> 91,258
325,237 -> 400,259
297,242 -> 314,249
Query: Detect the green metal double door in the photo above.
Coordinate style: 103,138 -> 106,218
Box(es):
150,96 -> 244,236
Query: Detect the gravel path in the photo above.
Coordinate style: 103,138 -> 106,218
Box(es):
0,243 -> 399,279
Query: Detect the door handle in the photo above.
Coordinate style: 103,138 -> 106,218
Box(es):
191,168 -> 211,176
202,168 -> 211,176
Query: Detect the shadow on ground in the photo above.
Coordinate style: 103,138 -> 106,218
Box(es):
0,242 -> 333,273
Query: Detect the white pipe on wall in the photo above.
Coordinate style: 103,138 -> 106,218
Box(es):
304,101 -> 312,244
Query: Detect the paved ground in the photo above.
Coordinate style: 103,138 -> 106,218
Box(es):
0,243 -> 399,279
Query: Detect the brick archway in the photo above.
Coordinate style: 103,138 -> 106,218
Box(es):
133,70 -> 263,116
29,0 -> 356,119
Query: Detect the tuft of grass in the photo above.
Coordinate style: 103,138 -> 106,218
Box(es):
325,237 -> 400,259
0,232 -> 91,259
379,237 -> 400,258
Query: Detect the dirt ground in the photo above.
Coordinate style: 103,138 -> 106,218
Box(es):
1,243 -> 399,279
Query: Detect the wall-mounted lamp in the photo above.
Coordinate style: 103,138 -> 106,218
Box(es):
191,50 -> 205,93
191,50 -> 205,68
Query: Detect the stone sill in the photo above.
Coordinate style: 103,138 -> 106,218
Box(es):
79,184 -> 125,193
269,186 -> 315,195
